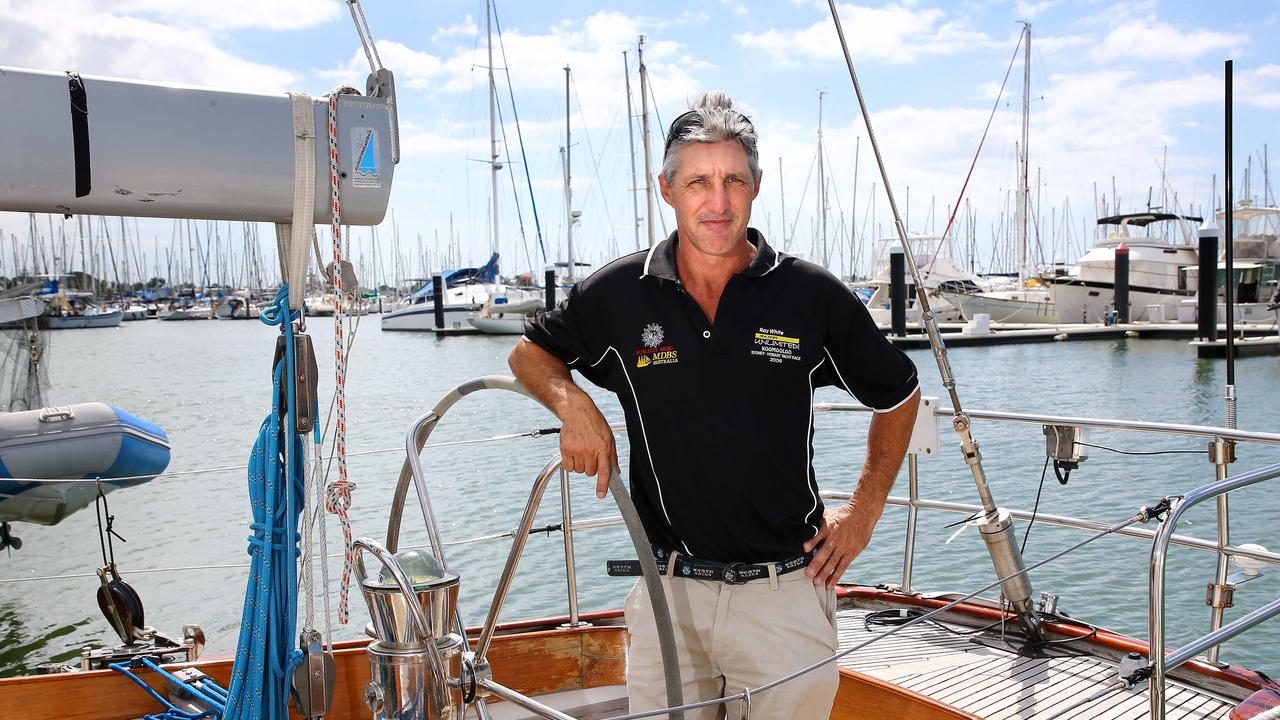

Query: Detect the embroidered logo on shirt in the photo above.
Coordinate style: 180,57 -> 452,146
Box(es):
641,323 -> 664,348
751,327 -> 801,363
637,322 -> 678,367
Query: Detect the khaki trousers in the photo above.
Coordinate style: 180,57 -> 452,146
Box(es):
624,568 -> 840,719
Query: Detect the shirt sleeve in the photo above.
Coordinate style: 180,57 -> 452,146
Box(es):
820,276 -> 919,412
522,281 -> 612,387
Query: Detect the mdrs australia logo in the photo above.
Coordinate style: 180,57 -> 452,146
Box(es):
636,346 -> 679,367
636,322 -> 679,367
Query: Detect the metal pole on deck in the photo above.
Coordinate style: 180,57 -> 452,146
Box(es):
1207,59 -> 1239,667
825,0 -> 1043,643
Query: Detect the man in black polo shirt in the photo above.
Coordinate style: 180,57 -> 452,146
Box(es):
510,91 -> 919,719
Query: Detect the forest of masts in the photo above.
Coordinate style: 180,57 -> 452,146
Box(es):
1,150 -> 1273,298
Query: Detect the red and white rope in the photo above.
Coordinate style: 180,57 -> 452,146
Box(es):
324,89 -> 355,624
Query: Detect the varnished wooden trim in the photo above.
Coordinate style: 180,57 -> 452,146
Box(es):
831,667 -> 982,719
0,625 -> 627,720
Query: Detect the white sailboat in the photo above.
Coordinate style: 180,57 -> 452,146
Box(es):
945,23 -> 1057,324
383,0 -> 537,334
854,233 -> 992,324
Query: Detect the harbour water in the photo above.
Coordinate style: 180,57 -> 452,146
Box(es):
1,317 -> 1277,676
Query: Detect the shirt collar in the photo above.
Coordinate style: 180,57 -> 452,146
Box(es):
640,228 -> 781,282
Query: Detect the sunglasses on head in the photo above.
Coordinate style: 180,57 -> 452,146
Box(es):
663,108 -> 755,157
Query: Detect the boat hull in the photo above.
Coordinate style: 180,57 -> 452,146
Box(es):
381,303 -> 483,331
467,315 -> 529,335
38,310 -> 123,329
0,403 -> 170,525
1048,278 -> 1193,323
946,290 -> 1057,324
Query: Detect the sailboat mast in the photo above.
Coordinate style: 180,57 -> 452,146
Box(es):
778,157 -> 788,252
486,0 -> 500,259
564,66 -> 575,282
818,90 -> 827,267
638,36 -> 656,248
1016,22 -> 1031,286
623,51 -> 642,253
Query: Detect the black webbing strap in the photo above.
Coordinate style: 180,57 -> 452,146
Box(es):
67,71 -> 91,198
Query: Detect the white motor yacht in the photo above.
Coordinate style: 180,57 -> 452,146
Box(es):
1182,200 -> 1280,324
1047,213 -> 1201,323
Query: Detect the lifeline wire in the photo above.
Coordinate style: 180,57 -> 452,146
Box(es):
601,506 -> 1154,720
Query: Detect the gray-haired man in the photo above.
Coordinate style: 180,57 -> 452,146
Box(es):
510,91 -> 919,718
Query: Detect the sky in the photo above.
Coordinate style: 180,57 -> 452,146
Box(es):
1,0 -> 1278,285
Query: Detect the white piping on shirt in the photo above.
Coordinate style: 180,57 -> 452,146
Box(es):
639,242 -> 662,279
592,346 -> 692,556
872,380 -> 920,413
821,346 -> 919,414
804,357 -> 826,539
762,250 -> 783,275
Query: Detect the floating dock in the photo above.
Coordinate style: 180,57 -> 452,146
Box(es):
881,321 -> 1278,351
426,325 -> 483,337
1191,335 -> 1280,358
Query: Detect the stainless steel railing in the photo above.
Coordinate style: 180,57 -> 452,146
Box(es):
1148,461 -> 1280,717
545,398 -> 1280,682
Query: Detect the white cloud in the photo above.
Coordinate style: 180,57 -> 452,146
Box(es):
1237,64 -> 1280,109
0,1 -> 296,92
432,16 -> 478,45
734,3 -> 992,66
109,0 -> 339,31
318,40 -> 446,91
1090,18 -> 1245,64
1014,0 -> 1057,19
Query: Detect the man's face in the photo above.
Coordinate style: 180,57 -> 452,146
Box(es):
658,140 -> 761,258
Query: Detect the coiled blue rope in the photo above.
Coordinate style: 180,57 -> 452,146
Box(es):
223,286 -> 306,720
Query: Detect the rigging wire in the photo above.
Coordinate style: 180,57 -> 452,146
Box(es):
571,72 -> 623,260
493,2 -> 548,267
492,79 -> 537,273
926,25 -> 1025,274
787,147 -> 821,252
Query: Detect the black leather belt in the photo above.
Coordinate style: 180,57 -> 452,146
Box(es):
606,548 -> 815,585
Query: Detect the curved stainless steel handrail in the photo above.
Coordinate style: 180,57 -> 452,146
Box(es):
379,375 -> 685,718
1148,461 -> 1280,718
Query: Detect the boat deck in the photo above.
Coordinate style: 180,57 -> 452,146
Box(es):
836,606 -> 1237,719
491,606 -> 1239,719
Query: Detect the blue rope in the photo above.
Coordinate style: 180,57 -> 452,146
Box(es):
109,658 -> 229,720
223,285 -> 306,720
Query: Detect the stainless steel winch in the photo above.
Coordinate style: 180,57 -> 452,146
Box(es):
354,539 -> 464,719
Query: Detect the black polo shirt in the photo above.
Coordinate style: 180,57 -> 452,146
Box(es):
524,229 -> 918,562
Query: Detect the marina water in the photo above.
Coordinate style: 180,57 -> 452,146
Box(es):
2,318 -> 1277,675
